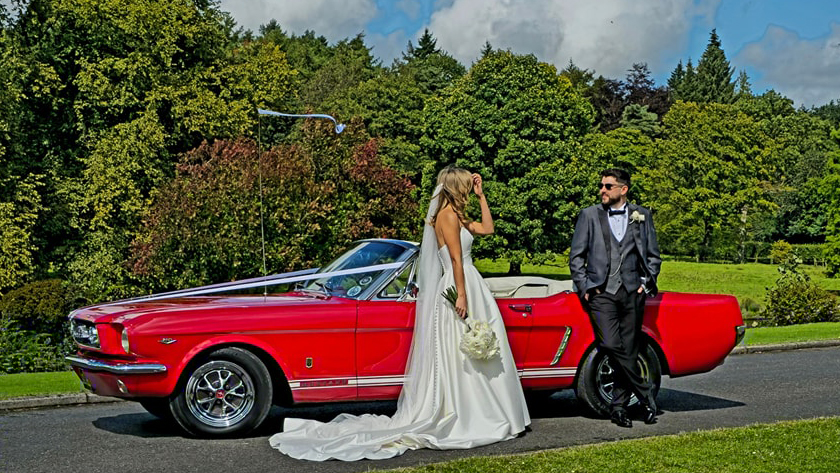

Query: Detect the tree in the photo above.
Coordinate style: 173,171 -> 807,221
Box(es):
643,102 -> 776,261
620,104 -> 660,136
403,29 -> 439,60
737,93 -> 836,244
3,0 -> 297,297
0,176 -> 42,293
299,34 -> 381,108
822,128 -> 840,276
735,70 -> 752,101
811,100 -> 840,127
132,128 -> 418,291
624,63 -> 670,118
559,59 -> 595,93
395,29 -> 465,95
589,76 -> 625,132
423,50 -> 595,273
671,30 -> 735,104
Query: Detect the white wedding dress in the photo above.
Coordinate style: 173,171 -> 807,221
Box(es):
269,189 -> 530,461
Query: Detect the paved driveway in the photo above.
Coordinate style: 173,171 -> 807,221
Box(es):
2,347 -> 839,473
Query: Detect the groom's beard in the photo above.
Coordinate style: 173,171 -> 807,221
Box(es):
601,193 -> 622,207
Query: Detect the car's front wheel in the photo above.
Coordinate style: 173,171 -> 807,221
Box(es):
170,347 -> 273,437
575,343 -> 661,417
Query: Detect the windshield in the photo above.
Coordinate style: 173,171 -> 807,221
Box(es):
303,241 -> 411,299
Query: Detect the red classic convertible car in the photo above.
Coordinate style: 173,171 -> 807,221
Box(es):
67,239 -> 745,437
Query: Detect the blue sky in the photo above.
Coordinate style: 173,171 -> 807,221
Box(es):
222,1 -> 840,107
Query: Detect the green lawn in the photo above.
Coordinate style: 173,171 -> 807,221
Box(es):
0,371 -> 83,400
744,322 -> 840,346
387,417 -> 840,473
475,257 -> 840,307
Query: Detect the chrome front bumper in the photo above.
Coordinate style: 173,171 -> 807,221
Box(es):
735,324 -> 747,346
66,355 -> 167,374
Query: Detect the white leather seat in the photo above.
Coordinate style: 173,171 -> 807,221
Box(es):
484,276 -> 573,299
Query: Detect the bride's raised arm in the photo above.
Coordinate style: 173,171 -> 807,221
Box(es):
467,173 -> 494,236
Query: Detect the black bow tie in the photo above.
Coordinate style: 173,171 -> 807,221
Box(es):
608,209 -> 626,216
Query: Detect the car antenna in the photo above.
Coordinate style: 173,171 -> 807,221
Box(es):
256,109 -> 345,295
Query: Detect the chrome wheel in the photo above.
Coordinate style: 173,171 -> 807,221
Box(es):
595,355 -> 651,407
575,344 -> 662,417
185,360 -> 255,428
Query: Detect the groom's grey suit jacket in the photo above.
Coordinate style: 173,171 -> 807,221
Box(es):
569,203 -> 662,298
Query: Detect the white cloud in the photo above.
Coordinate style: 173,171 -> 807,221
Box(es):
426,0 -> 719,78
368,29 -> 410,67
736,23 -> 840,107
219,0 -> 378,41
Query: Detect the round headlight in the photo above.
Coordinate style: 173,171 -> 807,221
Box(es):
121,328 -> 130,353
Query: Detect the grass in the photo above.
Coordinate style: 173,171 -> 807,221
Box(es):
744,322 -> 840,346
387,417 -> 840,473
0,371 -> 83,400
475,257 -> 840,307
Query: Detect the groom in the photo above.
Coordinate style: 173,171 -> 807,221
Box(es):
569,168 -> 661,428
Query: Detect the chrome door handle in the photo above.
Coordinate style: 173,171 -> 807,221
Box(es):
508,304 -> 532,316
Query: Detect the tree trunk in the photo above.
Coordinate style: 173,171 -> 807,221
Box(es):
508,261 -> 521,275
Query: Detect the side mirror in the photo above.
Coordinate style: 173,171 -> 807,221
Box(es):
400,282 -> 419,301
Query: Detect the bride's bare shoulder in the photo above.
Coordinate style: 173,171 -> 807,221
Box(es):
435,207 -> 458,226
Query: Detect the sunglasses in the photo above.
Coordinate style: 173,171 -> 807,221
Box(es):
597,183 -> 626,190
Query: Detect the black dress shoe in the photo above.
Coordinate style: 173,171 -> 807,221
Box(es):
642,398 -> 659,424
610,410 -> 632,428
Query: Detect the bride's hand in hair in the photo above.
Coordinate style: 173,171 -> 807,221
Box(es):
472,173 -> 484,197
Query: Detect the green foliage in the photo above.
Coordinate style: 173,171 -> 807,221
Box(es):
762,257 -> 839,326
0,176 -> 42,292
0,320 -> 74,374
299,34 -> 381,108
398,29 -> 465,95
769,241 -> 793,264
131,132 -> 418,290
810,99 -> 840,127
643,102 -> 776,260
423,50 -> 594,272
0,279 -> 81,374
620,104 -> 660,136
791,243 -> 828,266
821,128 -> 840,277
0,279 -> 84,334
671,30 -> 735,104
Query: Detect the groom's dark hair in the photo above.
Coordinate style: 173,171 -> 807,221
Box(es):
601,168 -> 630,187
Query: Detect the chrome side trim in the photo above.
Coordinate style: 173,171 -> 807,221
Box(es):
65,355 -> 167,374
549,326 -> 573,366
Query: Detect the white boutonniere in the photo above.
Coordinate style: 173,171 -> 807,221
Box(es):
630,210 -> 645,224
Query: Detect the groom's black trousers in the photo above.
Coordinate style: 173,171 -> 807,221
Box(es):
587,285 -> 652,411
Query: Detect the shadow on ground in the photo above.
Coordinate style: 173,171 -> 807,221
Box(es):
91,387 -> 743,439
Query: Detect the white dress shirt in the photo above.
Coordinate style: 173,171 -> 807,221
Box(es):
608,204 -> 628,242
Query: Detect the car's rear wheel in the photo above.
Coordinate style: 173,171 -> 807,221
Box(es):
138,397 -> 173,420
575,343 -> 661,417
170,347 -> 273,437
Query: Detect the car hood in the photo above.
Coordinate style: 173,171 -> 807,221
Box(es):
70,293 -> 339,325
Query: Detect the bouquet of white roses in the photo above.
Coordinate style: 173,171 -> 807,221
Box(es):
441,286 -> 500,360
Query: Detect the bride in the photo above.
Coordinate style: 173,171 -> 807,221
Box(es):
269,165 -> 530,460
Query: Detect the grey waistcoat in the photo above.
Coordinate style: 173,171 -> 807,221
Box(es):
606,230 -> 642,294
